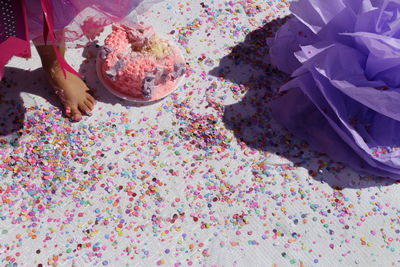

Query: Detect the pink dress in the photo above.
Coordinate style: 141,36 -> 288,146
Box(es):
0,0 -> 160,78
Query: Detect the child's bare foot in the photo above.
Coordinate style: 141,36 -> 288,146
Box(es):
46,64 -> 95,121
35,39 -> 95,122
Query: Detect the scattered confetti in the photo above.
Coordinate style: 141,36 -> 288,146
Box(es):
0,0 -> 399,266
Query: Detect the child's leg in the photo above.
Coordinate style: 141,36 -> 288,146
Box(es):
35,40 -> 95,121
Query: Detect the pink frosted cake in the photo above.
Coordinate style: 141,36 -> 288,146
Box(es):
98,24 -> 185,101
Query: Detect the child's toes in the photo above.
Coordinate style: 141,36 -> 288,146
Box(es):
87,94 -> 96,105
70,106 -> 83,121
78,102 -> 92,116
84,100 -> 94,111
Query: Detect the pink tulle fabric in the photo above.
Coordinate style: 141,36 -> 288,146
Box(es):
0,0 -> 160,78
26,0 -> 160,42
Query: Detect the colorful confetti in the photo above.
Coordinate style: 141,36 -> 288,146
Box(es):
1,0 -> 399,266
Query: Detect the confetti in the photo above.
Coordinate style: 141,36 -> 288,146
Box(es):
0,0 -> 399,266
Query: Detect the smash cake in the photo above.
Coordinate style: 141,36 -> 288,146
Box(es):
97,24 -> 185,102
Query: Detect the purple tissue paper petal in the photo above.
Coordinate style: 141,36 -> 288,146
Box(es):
269,0 -> 400,179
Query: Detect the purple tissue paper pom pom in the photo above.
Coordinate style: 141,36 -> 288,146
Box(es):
268,0 -> 400,179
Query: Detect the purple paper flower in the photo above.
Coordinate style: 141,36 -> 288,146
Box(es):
268,0 -> 400,179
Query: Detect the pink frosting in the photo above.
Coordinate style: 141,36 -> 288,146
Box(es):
99,24 -> 185,101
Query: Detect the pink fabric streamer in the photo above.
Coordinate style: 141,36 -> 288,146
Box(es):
40,0 -> 82,78
0,0 -> 157,79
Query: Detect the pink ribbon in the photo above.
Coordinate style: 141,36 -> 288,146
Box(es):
41,0 -> 82,78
